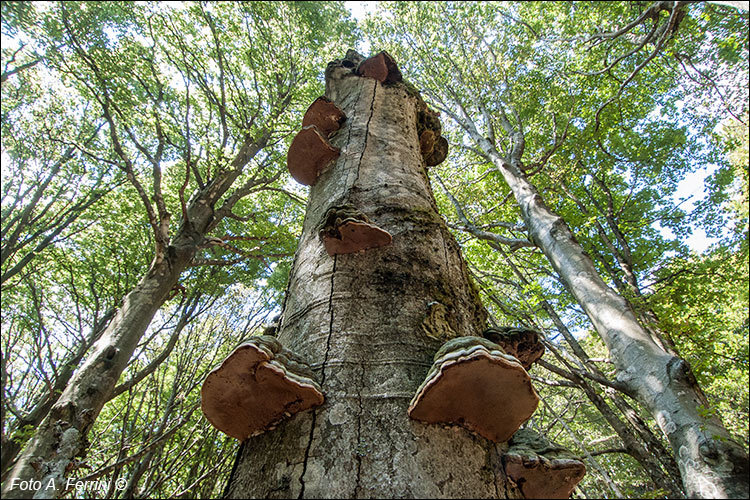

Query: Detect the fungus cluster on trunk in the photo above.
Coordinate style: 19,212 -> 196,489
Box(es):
301,96 -> 347,136
355,50 -> 403,84
417,102 -> 449,167
483,326 -> 545,371
407,336 -> 539,442
287,97 -> 346,186
318,206 -> 392,256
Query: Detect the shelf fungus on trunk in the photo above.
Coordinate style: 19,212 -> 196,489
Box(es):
417,102 -> 448,166
356,50 -> 403,84
503,428 -> 586,499
318,205 -> 392,256
483,326 -> 545,371
287,125 -> 340,186
301,96 -> 346,137
200,336 -> 324,441
408,336 -> 539,443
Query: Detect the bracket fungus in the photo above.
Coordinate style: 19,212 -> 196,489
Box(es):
287,125 -> 340,186
201,336 -> 324,441
318,206 -> 392,256
417,103 -> 449,166
425,136 -> 449,167
408,336 -> 539,443
356,50 -> 403,84
483,326 -> 545,371
503,428 -> 586,499
301,96 -> 346,137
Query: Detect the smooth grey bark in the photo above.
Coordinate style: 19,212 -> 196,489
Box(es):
1,136 -> 269,499
539,358 -> 684,497
560,180 -> 678,354
449,108 -> 749,498
0,308 -> 113,480
709,1 -> 749,10
225,53 -> 520,499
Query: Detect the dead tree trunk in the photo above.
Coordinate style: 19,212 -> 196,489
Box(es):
224,51 -> 521,499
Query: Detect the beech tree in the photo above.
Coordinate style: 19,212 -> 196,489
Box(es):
2,2 -> 747,498
221,48 -> 545,499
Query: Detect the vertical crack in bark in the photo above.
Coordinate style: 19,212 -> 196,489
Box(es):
350,81 -> 376,497
298,410 -> 317,499
222,441 -> 246,498
298,256 -> 337,499
491,444 -> 501,499
322,255 -> 337,386
352,81 -> 377,191
353,359 -> 365,498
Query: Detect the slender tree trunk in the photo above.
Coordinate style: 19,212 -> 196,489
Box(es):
1,137 -> 268,499
452,211 -> 685,494
0,309 -> 113,479
225,52 -> 520,498
561,180 -> 678,353
122,386 -> 178,498
540,356 -> 684,497
1,255 -> 191,499
466,130 -> 749,498
466,227 -> 688,495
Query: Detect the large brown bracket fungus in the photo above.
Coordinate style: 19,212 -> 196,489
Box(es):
201,336 -> 324,441
318,206 -> 392,256
483,326 -> 545,371
287,125 -> 340,186
356,50 -> 403,84
408,336 -> 539,443
301,96 -> 346,137
287,96 -> 346,186
503,428 -> 586,499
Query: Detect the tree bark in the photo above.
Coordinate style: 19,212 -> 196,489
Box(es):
1,137 -> 268,499
461,126 -> 749,498
0,308 -> 113,480
225,52 -> 520,499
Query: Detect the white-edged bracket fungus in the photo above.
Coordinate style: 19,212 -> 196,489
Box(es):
408,336 -> 539,443
483,326 -> 545,371
201,336 -> 324,441
287,125 -> 340,186
301,96 -> 346,137
356,50 -> 403,84
503,428 -> 586,499
318,206 -> 392,256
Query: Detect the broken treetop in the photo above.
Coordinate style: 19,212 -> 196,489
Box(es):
287,50 -> 448,187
